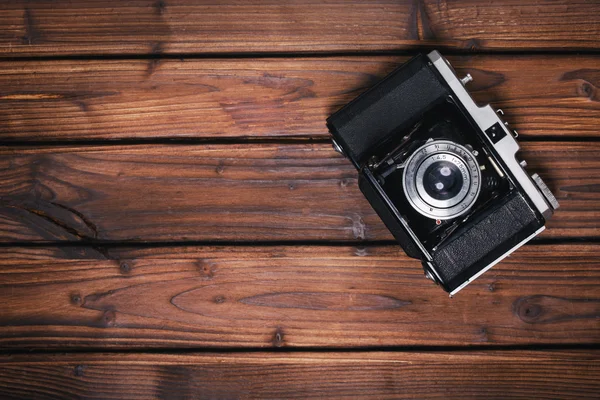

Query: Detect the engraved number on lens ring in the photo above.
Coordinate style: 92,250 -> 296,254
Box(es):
403,140 -> 481,220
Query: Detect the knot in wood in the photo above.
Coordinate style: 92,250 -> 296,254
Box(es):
73,365 -> 86,377
119,262 -> 131,274
70,293 -> 82,305
103,310 -> 117,327
514,296 -> 544,323
272,327 -> 285,347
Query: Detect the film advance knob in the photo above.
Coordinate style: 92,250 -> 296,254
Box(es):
531,173 -> 560,210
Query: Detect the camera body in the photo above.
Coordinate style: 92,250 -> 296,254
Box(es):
327,51 -> 559,295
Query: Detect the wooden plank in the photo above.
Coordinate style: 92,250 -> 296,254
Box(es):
1,142 -> 598,243
1,55 -> 598,141
0,351 -> 599,399
1,1 -> 599,57
0,244 -> 598,349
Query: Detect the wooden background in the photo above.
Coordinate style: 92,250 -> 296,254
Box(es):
0,1 -> 599,398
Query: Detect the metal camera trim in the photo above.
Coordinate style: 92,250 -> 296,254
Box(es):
427,50 -> 558,295
403,140 -> 481,220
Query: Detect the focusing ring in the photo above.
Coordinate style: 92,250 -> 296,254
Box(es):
402,140 -> 481,220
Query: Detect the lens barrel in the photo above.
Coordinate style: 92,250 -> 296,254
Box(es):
403,140 -> 481,220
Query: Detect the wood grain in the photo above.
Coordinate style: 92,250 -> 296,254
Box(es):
1,1 -> 599,57
1,351 -> 598,399
0,244 -> 598,349
1,1 -> 597,395
1,142 -> 598,243
1,55 -> 598,141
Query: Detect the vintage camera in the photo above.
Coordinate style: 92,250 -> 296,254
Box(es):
327,51 -> 559,295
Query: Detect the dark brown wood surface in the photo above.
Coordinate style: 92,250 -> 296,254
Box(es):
0,244 -> 598,349
2,0 -> 599,57
1,55 -> 598,141
1,351 -> 598,399
1,142 -> 598,242
2,1 -> 599,398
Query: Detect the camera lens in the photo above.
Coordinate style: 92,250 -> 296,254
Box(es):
423,161 -> 464,201
402,140 -> 481,220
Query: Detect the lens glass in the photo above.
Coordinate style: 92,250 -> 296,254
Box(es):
422,160 -> 464,201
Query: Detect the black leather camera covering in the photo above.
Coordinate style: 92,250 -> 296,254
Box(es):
327,54 -> 448,168
433,191 -> 541,291
359,169 -> 425,260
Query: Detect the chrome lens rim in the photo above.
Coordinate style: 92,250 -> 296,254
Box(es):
403,140 -> 481,220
